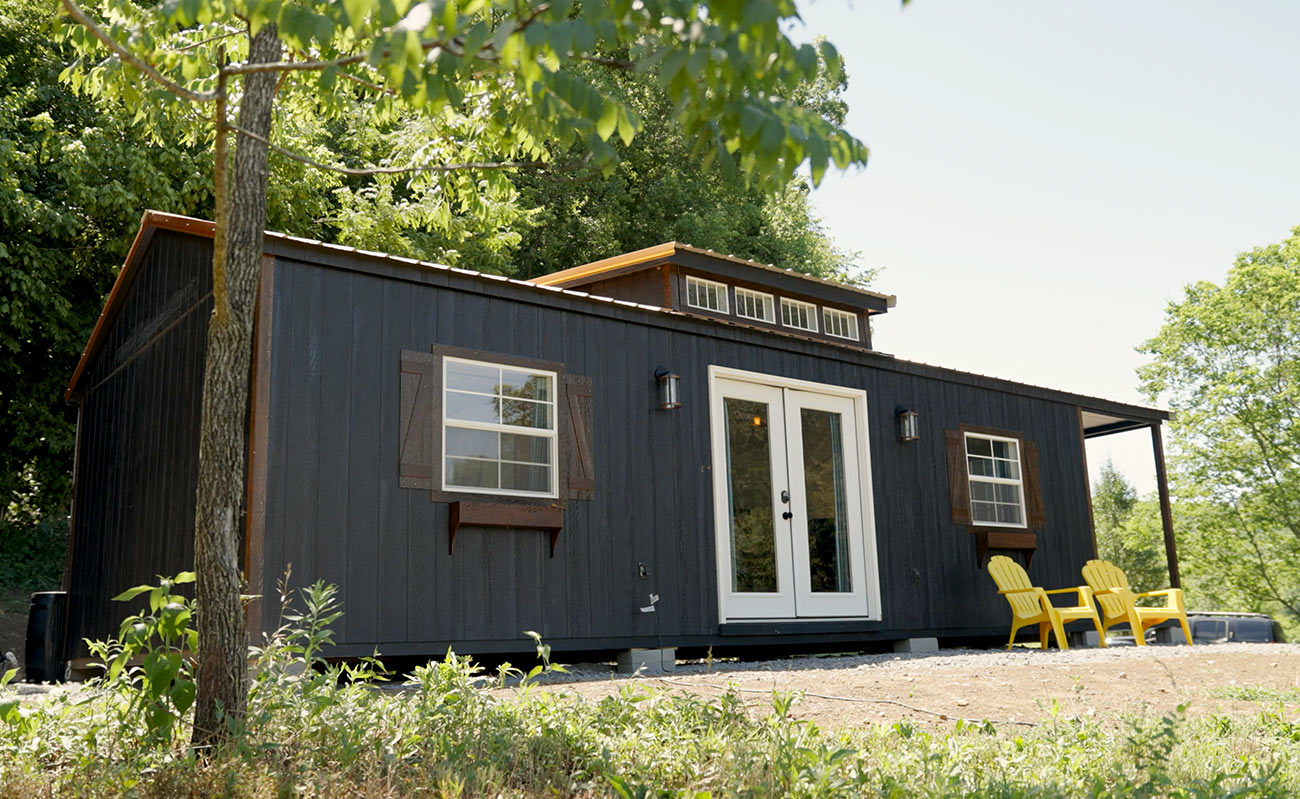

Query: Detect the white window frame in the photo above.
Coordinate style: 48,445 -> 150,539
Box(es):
442,356 -> 559,499
822,307 -> 860,341
686,275 -> 730,314
964,432 -> 1027,528
780,297 -> 819,332
734,286 -> 776,323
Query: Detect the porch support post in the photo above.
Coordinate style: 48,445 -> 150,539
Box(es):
1150,422 -> 1181,588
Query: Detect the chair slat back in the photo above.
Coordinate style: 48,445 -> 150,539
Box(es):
1082,559 -> 1130,618
987,556 -> 1029,595
988,556 -> 1041,620
988,555 -> 1033,592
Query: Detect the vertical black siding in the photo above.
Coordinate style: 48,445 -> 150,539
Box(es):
584,268 -> 668,307
65,231 -> 211,658
259,254 -> 1097,656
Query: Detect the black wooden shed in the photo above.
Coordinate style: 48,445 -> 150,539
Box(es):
57,211 -> 1176,668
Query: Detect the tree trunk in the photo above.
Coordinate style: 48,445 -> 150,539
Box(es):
192,23 -> 281,751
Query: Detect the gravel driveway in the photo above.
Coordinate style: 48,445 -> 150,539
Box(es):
528,643 -> 1300,728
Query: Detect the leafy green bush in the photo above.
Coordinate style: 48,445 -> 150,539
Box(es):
2,579 -> 1299,797
0,516 -> 66,598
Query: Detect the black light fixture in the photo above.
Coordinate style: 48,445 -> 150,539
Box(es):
896,405 -> 919,442
655,368 -> 682,410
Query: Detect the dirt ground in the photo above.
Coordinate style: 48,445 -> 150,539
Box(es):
532,643 -> 1300,729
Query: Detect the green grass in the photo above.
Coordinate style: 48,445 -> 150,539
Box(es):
1210,684 -> 1300,703
3,583 -> 1300,798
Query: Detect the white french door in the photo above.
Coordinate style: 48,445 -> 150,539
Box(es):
710,369 -> 879,620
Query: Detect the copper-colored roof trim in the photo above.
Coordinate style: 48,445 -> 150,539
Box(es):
533,240 -> 897,308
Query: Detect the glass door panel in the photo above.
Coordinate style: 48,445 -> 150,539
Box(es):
712,380 -> 794,618
724,397 -> 779,593
785,389 -> 869,617
799,407 -> 851,594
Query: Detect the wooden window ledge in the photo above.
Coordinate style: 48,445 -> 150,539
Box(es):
972,529 -> 1037,567
448,501 -> 563,557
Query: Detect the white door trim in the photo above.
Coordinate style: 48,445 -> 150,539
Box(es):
708,365 -> 882,623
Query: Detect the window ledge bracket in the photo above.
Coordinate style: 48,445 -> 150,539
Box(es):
448,500 -> 563,558
971,529 -> 1037,568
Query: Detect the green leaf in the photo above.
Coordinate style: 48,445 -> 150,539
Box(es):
616,107 -> 636,147
344,0 -> 374,29
818,40 -> 842,82
794,42 -> 817,78
112,584 -> 154,602
171,677 -> 196,714
760,116 -> 784,152
595,101 -> 617,140
0,697 -> 19,725
739,103 -> 765,139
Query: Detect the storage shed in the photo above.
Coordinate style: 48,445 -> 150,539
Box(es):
56,211 -> 1176,668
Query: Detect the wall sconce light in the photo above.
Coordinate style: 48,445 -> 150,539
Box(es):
655,368 -> 682,410
896,406 -> 919,442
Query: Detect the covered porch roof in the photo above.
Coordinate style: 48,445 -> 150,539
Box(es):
1081,406 -> 1173,439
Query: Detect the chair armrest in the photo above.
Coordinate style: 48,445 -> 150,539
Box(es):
997,587 -> 1038,596
1042,585 -> 1095,608
1136,587 -> 1185,610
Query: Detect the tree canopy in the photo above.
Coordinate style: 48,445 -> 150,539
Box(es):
1140,225 -> 1300,626
0,0 -> 211,527
508,58 -> 869,282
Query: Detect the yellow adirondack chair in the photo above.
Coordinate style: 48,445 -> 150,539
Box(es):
987,555 -> 1106,650
1080,560 -> 1193,646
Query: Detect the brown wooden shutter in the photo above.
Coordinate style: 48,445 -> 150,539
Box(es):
399,350 -> 436,490
563,373 -> 594,500
1022,439 -> 1045,529
945,429 -> 971,525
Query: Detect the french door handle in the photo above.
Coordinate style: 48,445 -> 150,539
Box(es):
780,489 -> 790,504
782,511 -> 794,520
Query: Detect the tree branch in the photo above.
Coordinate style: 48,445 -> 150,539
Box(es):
223,51 -> 374,74
578,54 -> 635,70
59,0 -> 219,102
169,29 -> 241,53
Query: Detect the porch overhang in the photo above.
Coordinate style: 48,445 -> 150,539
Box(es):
1076,402 -> 1181,590
1080,406 -> 1173,439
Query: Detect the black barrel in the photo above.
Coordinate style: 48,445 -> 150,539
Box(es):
24,592 -> 67,683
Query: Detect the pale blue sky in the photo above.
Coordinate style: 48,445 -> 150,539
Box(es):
792,0 -> 1300,493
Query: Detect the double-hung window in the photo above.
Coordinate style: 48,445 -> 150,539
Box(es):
443,357 -> 557,497
964,433 -> 1025,527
